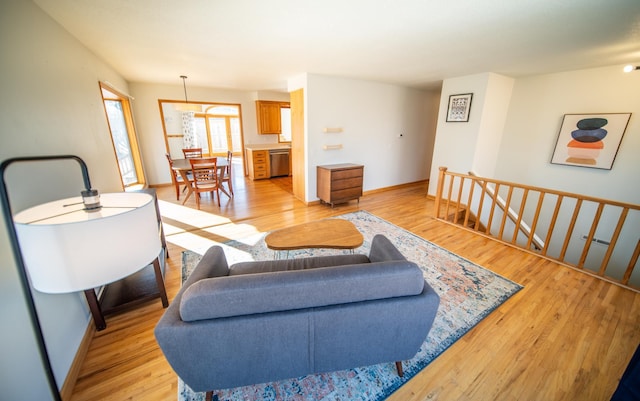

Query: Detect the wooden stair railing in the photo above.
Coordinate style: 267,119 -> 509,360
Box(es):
434,166 -> 640,292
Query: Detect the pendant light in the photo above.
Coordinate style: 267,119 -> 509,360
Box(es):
176,75 -> 202,112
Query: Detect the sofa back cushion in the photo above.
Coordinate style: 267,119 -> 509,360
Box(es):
180,261 -> 425,322
229,254 -> 370,275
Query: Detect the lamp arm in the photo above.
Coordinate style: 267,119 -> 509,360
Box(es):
0,154 -> 93,401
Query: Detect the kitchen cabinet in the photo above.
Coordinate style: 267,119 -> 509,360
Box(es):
317,163 -> 364,207
246,148 -> 269,180
256,100 -> 289,135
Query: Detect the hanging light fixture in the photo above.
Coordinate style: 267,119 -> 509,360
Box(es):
175,75 -> 202,112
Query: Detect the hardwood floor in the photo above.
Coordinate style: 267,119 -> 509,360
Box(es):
69,165 -> 640,401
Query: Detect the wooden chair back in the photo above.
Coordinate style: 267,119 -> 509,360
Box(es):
182,148 -> 203,159
189,157 -> 220,208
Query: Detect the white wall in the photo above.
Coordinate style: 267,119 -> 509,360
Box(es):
429,67 -> 640,206
428,72 -> 515,191
497,65 -> 639,204
129,83 -> 289,186
296,74 -> 439,202
0,1 -> 129,398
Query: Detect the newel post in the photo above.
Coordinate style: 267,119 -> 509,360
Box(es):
433,167 -> 448,218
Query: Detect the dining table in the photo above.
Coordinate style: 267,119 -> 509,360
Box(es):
171,157 -> 229,204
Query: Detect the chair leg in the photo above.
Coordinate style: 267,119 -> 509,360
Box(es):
395,361 -> 404,377
174,182 -> 180,201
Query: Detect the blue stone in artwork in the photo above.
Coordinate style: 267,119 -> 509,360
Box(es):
571,128 -> 607,142
577,118 -> 608,130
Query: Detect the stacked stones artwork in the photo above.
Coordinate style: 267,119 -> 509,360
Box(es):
566,117 -> 608,166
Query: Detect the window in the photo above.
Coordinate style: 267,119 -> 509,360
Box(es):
159,100 -> 244,159
99,83 -> 146,189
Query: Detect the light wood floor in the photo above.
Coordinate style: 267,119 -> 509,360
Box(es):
69,165 -> 640,401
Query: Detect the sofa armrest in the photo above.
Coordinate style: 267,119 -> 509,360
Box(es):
181,246 -> 229,293
368,234 -> 407,262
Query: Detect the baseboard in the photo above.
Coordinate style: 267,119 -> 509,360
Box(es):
363,179 -> 429,196
60,321 -> 95,401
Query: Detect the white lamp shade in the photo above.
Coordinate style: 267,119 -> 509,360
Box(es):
14,192 -> 161,294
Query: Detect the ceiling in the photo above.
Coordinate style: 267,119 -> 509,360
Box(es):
33,0 -> 640,91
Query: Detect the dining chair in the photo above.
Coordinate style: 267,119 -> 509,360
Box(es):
189,157 -> 221,209
220,151 -> 234,196
165,153 -> 191,201
182,148 -> 203,159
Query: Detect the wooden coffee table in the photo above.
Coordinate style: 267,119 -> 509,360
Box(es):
265,219 -> 363,257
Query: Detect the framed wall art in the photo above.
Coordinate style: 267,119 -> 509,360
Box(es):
550,113 -> 631,170
446,93 -> 473,122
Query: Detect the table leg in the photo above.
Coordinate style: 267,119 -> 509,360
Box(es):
180,170 -> 193,205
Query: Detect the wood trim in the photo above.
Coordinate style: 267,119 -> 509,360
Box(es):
60,322 -> 95,401
290,89 -> 305,202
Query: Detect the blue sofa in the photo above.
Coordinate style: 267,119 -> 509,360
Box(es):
155,234 -> 440,397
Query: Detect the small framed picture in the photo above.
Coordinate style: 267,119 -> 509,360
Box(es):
446,93 -> 473,122
550,113 -> 631,170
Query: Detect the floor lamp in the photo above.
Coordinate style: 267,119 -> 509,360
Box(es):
1,155 -> 163,401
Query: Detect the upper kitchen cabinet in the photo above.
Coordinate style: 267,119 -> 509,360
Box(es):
256,100 -> 290,139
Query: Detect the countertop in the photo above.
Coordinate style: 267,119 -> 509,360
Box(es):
245,143 -> 291,151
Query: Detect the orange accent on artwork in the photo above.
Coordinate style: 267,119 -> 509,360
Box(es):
567,139 -> 604,149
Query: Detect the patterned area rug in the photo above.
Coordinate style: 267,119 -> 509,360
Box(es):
178,210 -> 522,401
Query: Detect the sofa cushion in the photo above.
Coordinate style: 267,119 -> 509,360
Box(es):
179,261 -> 425,322
229,254 -> 370,275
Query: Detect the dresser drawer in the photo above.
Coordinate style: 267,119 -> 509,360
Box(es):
332,168 -> 363,181
254,170 -> 269,179
332,177 -> 363,191
331,187 -> 363,201
254,163 -> 267,172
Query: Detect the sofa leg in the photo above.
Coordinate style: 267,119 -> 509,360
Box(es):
395,361 -> 404,377
205,390 -> 213,401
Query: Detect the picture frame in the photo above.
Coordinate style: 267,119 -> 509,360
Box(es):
446,93 -> 473,122
550,113 -> 631,170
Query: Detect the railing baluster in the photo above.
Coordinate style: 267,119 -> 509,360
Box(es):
542,195 -> 563,257
464,178 -> 475,228
599,207 -> 629,276
486,183 -> 500,235
475,180 -> 487,231
498,186 -> 514,241
445,174 -> 455,222
560,199 -> 582,261
455,177 -> 465,224
527,192 -> 545,250
511,188 -> 529,245
622,239 -> 640,285
578,203 -> 604,270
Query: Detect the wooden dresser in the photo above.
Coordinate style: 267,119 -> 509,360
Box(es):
317,163 -> 364,207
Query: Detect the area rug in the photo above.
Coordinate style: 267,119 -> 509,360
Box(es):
178,210 -> 522,401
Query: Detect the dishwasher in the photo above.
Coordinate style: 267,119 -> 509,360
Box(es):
269,149 -> 290,177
